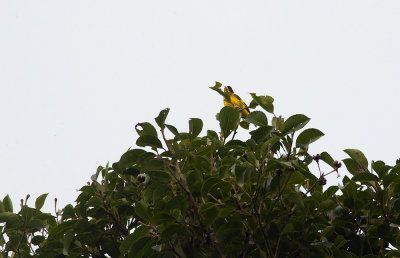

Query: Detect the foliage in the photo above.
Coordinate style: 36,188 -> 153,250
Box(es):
1,82 -> 400,257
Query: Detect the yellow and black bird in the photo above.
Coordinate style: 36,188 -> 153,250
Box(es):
223,86 -> 250,118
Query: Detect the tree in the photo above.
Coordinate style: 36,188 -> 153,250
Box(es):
1,82 -> 400,257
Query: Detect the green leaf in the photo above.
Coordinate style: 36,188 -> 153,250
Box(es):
391,164 -> 400,174
249,93 -> 274,113
250,126 -> 273,143
219,106 -> 241,139
155,108 -> 170,129
35,193 -> 48,211
135,122 -> 158,137
189,118 -> 203,140
225,140 -> 247,148
166,124 -> 180,137
27,219 -> 45,231
201,177 -> 222,197
120,226 -> 149,255
383,173 -> 398,189
31,235 -> 45,245
0,212 -> 19,223
344,149 -> 368,170
87,196 -> 102,207
322,226 -> 335,237
288,192 -> 304,209
352,172 -> 379,183
334,235 -> 348,249
136,135 -> 163,149
372,160 -> 390,179
146,171 -> 171,183
135,201 -> 150,222
120,234 -> 136,255
320,152 -> 335,168
239,120 -> 249,129
200,203 -> 219,227
130,237 -> 153,258
209,81 -> 230,100
207,130 -> 219,141
319,199 -> 336,211
296,128 -> 324,148
162,224 -> 186,241
152,184 -> 170,202
323,186 -> 339,199
342,158 -> 359,175
244,111 -> 268,126
119,149 -> 146,169
49,220 -> 75,237
2,195 -> 13,213
62,204 -> 76,220
63,232 -> 74,253
281,114 -> 310,135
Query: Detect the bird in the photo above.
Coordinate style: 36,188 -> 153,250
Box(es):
223,86 -> 250,117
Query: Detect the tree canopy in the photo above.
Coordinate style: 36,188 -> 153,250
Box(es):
1,82 -> 400,257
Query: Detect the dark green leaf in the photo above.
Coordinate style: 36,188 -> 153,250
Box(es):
145,171 -> 170,183
49,220 -> 75,237
323,186 -> 339,199
296,128 -> 324,148
35,193 -> 48,211
322,226 -> 335,237
135,122 -> 158,137
2,195 -> 13,212
189,118 -> 203,140
250,126 -> 273,143
249,93 -> 274,113
27,219 -> 45,231
201,177 -> 221,197
319,199 -> 336,211
334,235 -> 348,249
134,201 -> 150,222
119,149 -> 146,169
352,172 -> 379,183
155,108 -> 170,129
62,204 -> 76,220
0,212 -> 19,223
372,160 -> 390,179
166,124 -> 180,137
391,164 -> 400,174
120,226 -> 149,255
320,152 -> 335,168
162,224 -> 186,241
342,158 -> 359,175
31,235 -> 45,245
239,120 -> 249,129
219,106 -> 240,139
383,173 -> 398,189
209,81 -> 230,99
344,149 -> 368,170
136,135 -> 163,149
281,114 -> 310,135
244,111 -> 268,126
130,237 -> 153,257
200,203 -> 218,227
87,196 -> 102,207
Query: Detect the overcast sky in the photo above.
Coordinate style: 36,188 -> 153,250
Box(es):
1,1 -> 399,213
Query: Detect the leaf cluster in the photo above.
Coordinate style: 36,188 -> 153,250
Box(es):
1,84 -> 400,257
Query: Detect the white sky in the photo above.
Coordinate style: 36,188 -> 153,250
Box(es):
1,1 -> 399,213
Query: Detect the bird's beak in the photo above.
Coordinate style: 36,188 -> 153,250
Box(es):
224,86 -> 228,91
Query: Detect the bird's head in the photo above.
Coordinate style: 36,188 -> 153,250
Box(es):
224,86 -> 234,94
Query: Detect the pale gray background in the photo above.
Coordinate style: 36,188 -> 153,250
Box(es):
1,1 -> 399,212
